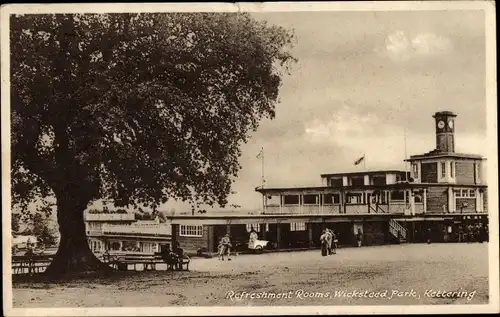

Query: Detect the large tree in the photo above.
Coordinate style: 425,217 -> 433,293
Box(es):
10,13 -> 295,275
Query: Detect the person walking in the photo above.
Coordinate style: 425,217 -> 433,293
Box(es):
356,229 -> 363,247
331,230 -> 338,254
220,234 -> 232,261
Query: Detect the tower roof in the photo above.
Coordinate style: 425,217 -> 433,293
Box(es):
433,111 -> 457,118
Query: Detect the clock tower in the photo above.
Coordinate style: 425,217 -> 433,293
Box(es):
433,111 -> 457,153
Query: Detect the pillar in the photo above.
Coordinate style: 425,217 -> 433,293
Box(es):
207,225 -> 215,253
447,187 -> 454,213
387,190 -> 391,213
276,224 -> 281,250
299,194 -> 303,214
171,224 -> 178,247
423,189 -> 427,213
260,223 -> 267,240
307,223 -> 313,248
279,194 -> 283,214
410,193 -> 416,216
226,224 -> 231,235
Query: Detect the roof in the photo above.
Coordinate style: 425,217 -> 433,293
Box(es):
255,182 -> 487,194
320,170 -> 408,178
165,213 -> 404,225
406,151 -> 484,161
433,111 -> 457,117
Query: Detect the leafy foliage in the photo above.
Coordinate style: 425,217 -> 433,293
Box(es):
11,214 -> 21,234
19,213 -> 58,247
11,13 -> 296,214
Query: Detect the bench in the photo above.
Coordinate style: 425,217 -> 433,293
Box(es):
12,254 -> 54,275
153,252 -> 190,271
102,253 -> 190,271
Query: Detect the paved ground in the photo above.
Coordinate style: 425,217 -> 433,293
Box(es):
12,243 -> 489,307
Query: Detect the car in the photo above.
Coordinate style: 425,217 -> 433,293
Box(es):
231,239 -> 272,253
250,239 -> 271,253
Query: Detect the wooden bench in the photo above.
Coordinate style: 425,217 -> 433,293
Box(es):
153,252 -> 190,271
12,254 -> 54,275
102,253 -> 190,271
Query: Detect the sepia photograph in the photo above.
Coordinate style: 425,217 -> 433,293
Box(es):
1,1 -> 498,316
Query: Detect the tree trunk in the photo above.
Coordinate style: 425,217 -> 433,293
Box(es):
44,197 -> 111,276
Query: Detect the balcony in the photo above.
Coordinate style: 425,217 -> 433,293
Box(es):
102,223 -> 171,236
84,213 -> 135,222
264,202 -> 425,215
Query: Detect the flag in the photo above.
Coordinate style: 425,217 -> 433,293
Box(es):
256,147 -> 263,159
354,155 -> 365,166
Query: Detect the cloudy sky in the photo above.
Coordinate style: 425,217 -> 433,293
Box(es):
164,9 -> 487,213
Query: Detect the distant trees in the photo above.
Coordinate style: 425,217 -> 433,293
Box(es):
19,212 -> 58,247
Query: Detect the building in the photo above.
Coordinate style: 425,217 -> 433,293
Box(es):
85,210 -> 172,254
84,111 -> 488,255
164,111 -> 488,253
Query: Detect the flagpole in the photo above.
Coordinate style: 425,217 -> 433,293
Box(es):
259,147 -> 265,213
363,154 -> 366,170
404,127 -> 408,181
261,147 -> 265,189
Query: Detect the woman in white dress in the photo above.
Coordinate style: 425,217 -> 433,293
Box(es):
248,227 -> 258,250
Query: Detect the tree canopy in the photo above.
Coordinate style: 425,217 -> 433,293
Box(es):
10,12 -> 296,274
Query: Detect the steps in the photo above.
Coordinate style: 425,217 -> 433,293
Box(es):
389,218 -> 407,243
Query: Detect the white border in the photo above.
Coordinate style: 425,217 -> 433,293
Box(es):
1,1 -> 498,316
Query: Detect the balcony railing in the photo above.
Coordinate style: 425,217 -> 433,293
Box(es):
102,224 -> 171,235
264,202 -> 425,215
84,213 -> 135,221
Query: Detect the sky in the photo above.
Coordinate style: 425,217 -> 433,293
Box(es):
137,10 -> 488,213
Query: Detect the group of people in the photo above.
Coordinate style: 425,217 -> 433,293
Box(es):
160,241 -> 185,270
457,223 -> 488,243
320,228 -> 339,256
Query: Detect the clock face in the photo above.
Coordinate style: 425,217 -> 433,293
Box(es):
437,120 -> 445,129
448,120 -> 454,129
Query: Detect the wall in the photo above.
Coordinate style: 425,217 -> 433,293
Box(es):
421,162 -> 438,183
456,198 -> 476,213
483,189 -> 488,212
455,161 -> 475,184
345,205 -> 368,214
362,221 -> 387,246
426,187 -> 448,213
176,226 -> 210,252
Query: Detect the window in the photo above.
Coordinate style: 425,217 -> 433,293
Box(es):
414,194 -> 422,203
283,195 -> 299,205
391,190 -> 405,201
351,177 -> 364,187
346,193 -> 362,204
246,223 -> 261,232
324,193 -> 340,204
412,164 -> 419,178
450,161 -> 455,178
290,222 -> 306,231
372,176 -> 386,185
441,162 -> 446,178
180,225 -> 203,237
455,189 -> 476,198
303,194 -> 318,204
329,178 -> 343,187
